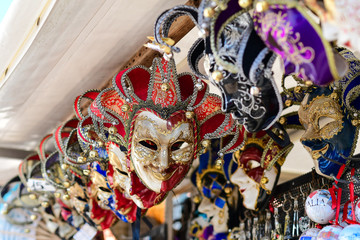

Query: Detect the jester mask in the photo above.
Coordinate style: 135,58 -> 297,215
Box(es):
231,130 -> 292,211
77,57 -> 244,222
152,3 -> 283,133
191,138 -> 239,235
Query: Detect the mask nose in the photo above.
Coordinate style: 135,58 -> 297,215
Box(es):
158,146 -> 169,171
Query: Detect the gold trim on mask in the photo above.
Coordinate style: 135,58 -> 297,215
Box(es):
299,94 -> 344,141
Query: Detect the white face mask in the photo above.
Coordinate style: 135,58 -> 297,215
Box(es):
198,198 -> 229,233
131,111 -> 195,193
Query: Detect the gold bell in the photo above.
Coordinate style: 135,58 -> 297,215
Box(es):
41,201 -> 50,208
261,176 -> 269,185
215,158 -> 224,170
238,0 -> 252,8
201,140 -> 211,148
203,7 -> 215,18
83,169 -> 90,176
121,103 -> 130,112
63,181 -> 70,188
285,99 -> 292,107
97,140 -> 104,147
161,82 -> 170,92
27,187 -> 32,192
62,194 -> 70,201
61,163 -> 69,170
193,195 -> 201,204
279,117 -> 286,125
30,214 -> 38,221
77,156 -> 86,163
54,192 -> 61,198
1,208 -> 8,215
294,86 -> 302,93
89,150 -> 98,158
185,111 -> 195,119
211,70 -> 224,82
24,229 -> 30,233
224,186 -> 232,195
352,119 -> 360,126
305,80 -> 313,87
330,92 -> 338,100
109,126 -> 117,135
256,1 -> 269,12
29,194 -> 37,200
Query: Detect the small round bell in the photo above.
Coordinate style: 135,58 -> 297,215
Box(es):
89,150 -> 98,158
261,176 -> 269,185
77,156 -> 86,163
224,186 -> 233,195
97,140 -> 104,147
215,158 -> 224,170
24,229 -> 30,233
250,86 -> 260,96
193,195 -> 201,204
29,194 -> 37,200
285,99 -> 293,107
121,103 -> 130,112
54,192 -> 61,198
83,169 -> 90,176
352,119 -> 360,126
109,126 -> 117,135
305,80 -> 313,87
62,194 -> 70,201
255,1 -> 269,12
1,208 -> 8,215
30,214 -> 38,221
294,86 -> 302,93
185,111 -> 195,119
279,117 -> 286,125
330,92 -> 338,100
161,82 -> 170,92
61,163 -> 69,170
63,181 -> 70,188
212,70 -> 224,82
203,7 -> 215,18
238,0 -> 252,8
201,139 -> 211,148
41,201 -> 50,208
195,81 -> 203,90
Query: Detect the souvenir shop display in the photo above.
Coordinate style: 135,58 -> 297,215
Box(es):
3,0 -> 360,239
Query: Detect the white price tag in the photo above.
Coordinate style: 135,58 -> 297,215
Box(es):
73,223 -> 98,240
27,178 -> 56,192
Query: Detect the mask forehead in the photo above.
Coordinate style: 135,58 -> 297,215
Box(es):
133,111 -> 194,145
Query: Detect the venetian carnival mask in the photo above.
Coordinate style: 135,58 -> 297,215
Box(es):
82,57 -> 244,219
299,48 -> 360,178
231,130 -> 292,211
192,138 -> 238,235
253,0 -> 348,86
152,4 -> 282,133
131,111 -> 195,193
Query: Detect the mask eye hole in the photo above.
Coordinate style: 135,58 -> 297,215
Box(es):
99,187 -> 111,193
139,140 -> 158,151
247,160 -> 261,170
171,141 -> 189,151
318,116 -> 336,129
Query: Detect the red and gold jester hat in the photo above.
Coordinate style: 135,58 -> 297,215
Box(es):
88,57 -> 245,209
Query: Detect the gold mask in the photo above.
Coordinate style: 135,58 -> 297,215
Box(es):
89,170 -> 112,210
299,94 -> 344,141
